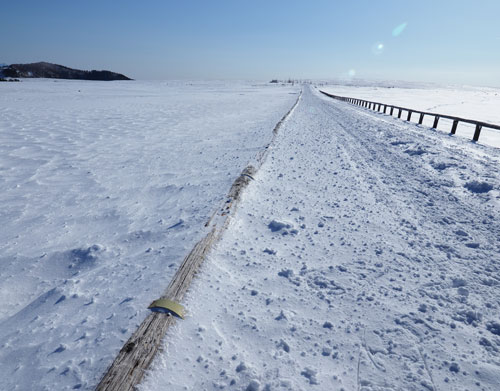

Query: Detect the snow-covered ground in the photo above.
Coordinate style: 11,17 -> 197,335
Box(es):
0,79 -> 299,390
2,79 -> 500,391
141,86 -> 500,391
320,84 -> 500,148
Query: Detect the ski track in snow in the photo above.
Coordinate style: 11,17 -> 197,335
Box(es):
140,86 -> 500,391
0,80 -> 299,391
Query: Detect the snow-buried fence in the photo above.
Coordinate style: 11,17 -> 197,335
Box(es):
319,90 -> 500,142
94,90 -> 302,391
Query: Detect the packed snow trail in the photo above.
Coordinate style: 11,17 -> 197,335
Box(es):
141,85 -> 500,391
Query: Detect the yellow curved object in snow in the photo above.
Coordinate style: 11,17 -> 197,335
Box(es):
148,298 -> 185,319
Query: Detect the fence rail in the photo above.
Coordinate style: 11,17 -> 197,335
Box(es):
319,90 -> 500,142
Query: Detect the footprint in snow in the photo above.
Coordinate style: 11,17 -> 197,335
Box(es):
431,161 -> 455,171
268,219 -> 297,235
464,181 -> 493,194
404,146 -> 427,156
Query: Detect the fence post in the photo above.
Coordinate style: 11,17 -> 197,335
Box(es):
473,124 -> 482,141
407,111 -> 412,121
390,107 -> 394,116
451,120 -> 458,134
419,113 -> 424,125
398,108 -> 402,118
432,116 -> 440,129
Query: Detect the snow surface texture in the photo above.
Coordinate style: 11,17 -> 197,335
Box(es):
0,79 -> 299,390
141,86 -> 500,391
321,84 -> 500,148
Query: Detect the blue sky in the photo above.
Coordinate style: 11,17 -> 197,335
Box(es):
1,0 -> 500,86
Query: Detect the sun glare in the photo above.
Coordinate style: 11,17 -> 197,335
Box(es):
371,42 -> 385,55
392,22 -> 408,37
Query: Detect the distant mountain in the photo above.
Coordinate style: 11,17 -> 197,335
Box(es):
1,62 -> 131,81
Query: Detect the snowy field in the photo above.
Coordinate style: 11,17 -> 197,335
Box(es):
2,79 -> 500,391
141,86 -> 500,391
320,83 -> 500,148
0,79 -> 299,390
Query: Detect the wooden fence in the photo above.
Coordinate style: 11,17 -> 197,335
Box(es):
319,90 -> 500,142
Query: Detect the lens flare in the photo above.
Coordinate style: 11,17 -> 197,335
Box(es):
392,22 -> 408,37
371,42 -> 385,55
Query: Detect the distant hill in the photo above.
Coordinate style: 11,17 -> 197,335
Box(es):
0,62 -> 132,81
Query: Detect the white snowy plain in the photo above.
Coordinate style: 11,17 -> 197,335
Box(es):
140,86 -> 500,391
0,79 -> 299,390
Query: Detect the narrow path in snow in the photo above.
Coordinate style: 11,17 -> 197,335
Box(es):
140,85 -> 500,391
